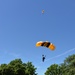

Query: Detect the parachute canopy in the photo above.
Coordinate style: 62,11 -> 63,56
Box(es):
36,41 -> 55,50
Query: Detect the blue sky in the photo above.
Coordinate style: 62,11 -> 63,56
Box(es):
0,0 -> 75,75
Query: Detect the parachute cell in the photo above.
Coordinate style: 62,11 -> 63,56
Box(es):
36,41 -> 55,50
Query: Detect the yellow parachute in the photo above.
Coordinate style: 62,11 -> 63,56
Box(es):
36,41 -> 55,50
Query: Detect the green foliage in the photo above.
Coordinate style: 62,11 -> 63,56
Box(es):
0,54 -> 75,75
45,54 -> 75,75
25,62 -> 37,75
62,54 -> 75,75
45,64 -> 61,75
0,59 -> 37,75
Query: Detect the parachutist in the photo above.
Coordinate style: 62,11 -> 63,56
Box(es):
42,55 -> 46,62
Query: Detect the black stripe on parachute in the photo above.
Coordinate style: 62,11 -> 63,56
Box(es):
41,42 -> 51,48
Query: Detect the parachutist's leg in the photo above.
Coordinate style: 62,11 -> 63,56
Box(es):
42,57 -> 45,62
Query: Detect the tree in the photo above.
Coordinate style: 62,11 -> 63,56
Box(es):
25,62 -> 37,75
0,59 -> 37,75
61,54 -> 75,75
45,64 -> 60,75
45,54 -> 75,75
